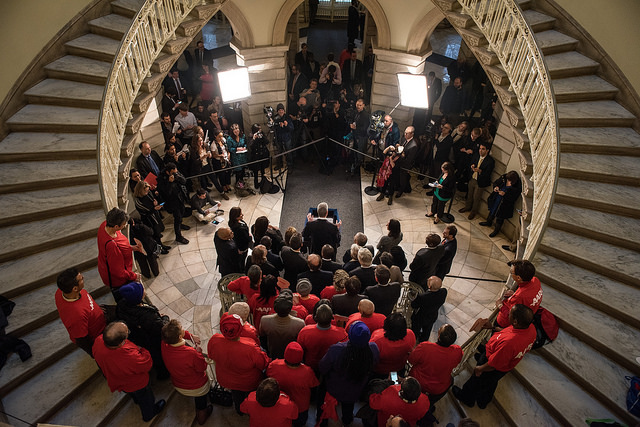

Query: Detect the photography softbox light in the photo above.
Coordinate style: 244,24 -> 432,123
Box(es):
218,67 -> 252,103
396,73 -> 429,109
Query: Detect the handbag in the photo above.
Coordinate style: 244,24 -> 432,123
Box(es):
208,382 -> 233,407
376,157 -> 392,188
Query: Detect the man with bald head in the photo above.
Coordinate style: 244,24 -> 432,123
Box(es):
297,253 -> 333,297
214,227 -> 243,276
386,126 -> 419,204
411,276 -> 448,342
409,234 -> 445,289
345,299 -> 386,333
93,322 -> 166,422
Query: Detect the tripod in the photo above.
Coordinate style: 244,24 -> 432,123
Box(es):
364,142 -> 381,196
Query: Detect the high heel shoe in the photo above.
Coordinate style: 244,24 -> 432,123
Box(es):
425,212 -> 435,217
434,217 -> 440,224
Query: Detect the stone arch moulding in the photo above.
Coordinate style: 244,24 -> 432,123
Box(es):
406,8 -> 446,54
220,1 -> 255,48
271,0 -> 391,49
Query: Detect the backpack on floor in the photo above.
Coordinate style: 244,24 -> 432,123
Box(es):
531,306 -> 559,349
627,375 -> 640,417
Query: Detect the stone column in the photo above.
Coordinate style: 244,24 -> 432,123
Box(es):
230,39 -> 290,131
370,48 -> 429,129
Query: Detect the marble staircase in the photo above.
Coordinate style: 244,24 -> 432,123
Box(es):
0,0 -> 217,425
434,0 -> 640,425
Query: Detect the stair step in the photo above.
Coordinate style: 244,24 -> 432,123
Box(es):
555,178 -> 640,219
560,152 -> 640,186
559,127 -> 640,156
24,78 -> 104,109
192,3 -> 221,20
65,33 -> 119,62
453,368 -> 512,426
88,14 -> 131,40
557,100 -> 635,127
512,351 -> 620,425
47,373 -> 127,427
0,132 -> 96,162
148,391 -> 195,427
0,209 -> 104,263
0,159 -> 97,194
523,9 -> 556,32
539,228 -> 640,289
533,30 -> 578,55
548,203 -> 640,252
2,346 -> 100,425
45,55 -> 111,85
0,239 -> 98,298
541,284 -> 640,375
141,72 -> 167,94
151,52 -> 180,74
0,318 -> 75,396
535,252 -> 640,328
111,0 -> 145,19
537,329 -> 640,426
458,27 -> 487,47
493,366 -> 561,426
445,11 -> 474,29
552,75 -> 618,102
177,18 -> 206,38
545,51 -> 600,78
104,376 -> 176,426
162,36 -> 190,55
6,104 -> 99,133
0,184 -> 102,228
5,268 -> 109,337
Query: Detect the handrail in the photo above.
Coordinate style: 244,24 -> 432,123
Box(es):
432,0 -> 561,372
457,0 -> 560,260
97,0 -> 203,212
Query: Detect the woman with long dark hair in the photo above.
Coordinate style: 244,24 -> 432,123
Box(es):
133,181 -> 166,247
319,321 -> 379,426
189,126 -> 213,192
210,130 -> 231,198
229,206 -> 252,253
251,216 -> 284,255
376,219 -> 403,254
226,123 -> 248,185
248,274 -> 280,333
248,123 -> 270,189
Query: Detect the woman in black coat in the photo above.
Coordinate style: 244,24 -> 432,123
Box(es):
248,124 -> 270,188
228,206 -> 253,253
481,170 -> 521,237
426,162 -> 456,224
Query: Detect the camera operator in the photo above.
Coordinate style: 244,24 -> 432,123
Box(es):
349,98 -> 371,167
371,114 -> 400,157
300,79 -> 324,140
319,63 -> 341,103
289,96 -> 314,165
324,99 -> 349,168
273,103 -> 294,170
248,124 -> 270,189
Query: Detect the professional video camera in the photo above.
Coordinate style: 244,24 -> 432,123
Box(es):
264,106 -> 275,128
368,109 -> 386,141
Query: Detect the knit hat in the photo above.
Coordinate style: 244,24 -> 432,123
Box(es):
348,321 -> 371,347
276,103 -> 285,111
296,279 -> 312,297
284,342 -> 304,365
228,302 -> 250,322
220,314 -> 243,339
119,282 -> 144,305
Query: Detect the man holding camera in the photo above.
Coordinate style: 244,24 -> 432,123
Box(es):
350,98 -> 370,169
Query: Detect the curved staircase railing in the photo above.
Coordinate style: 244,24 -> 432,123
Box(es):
458,0 -> 560,260
97,0 -> 204,212
432,0 -> 561,371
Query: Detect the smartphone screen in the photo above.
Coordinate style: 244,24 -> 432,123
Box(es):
390,372 -> 398,383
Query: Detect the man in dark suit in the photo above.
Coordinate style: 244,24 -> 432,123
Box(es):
157,163 -> 191,245
409,233 -> 445,289
287,64 -> 309,112
321,245 -> 343,273
435,225 -> 458,280
214,227 -> 243,276
302,202 -> 341,255
347,0 -> 360,45
163,69 -> 187,102
349,248 -> 376,292
194,40 -> 211,69
297,254 -> 333,296
342,51 -> 364,95
415,71 -> 443,130
364,265 -> 401,316
280,232 -> 308,286
385,126 -> 419,204
294,43 -> 313,79
341,232 -> 374,264
426,123 -> 453,192
439,77 -> 465,119
161,87 -> 180,121
459,142 -> 495,220
135,141 -> 164,179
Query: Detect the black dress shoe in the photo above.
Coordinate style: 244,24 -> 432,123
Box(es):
502,244 -> 515,252
452,386 -> 474,408
142,399 -> 166,421
176,236 -> 190,244
458,207 -> 469,213
376,193 -> 385,201
395,192 -> 402,198
479,221 -> 492,226
489,230 -> 499,238
161,245 -> 171,251
425,191 -> 434,196
180,224 -> 191,230
160,248 -> 170,255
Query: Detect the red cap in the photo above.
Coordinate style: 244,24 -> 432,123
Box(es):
284,341 -> 304,364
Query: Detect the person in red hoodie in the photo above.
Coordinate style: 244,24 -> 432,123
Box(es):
55,267 -> 106,356
228,302 -> 260,345
240,377 -> 299,427
248,274 -> 280,334
494,259 -> 542,330
345,299 -> 386,333
408,324 -> 462,406
228,264 -> 262,299
97,208 -> 143,301
266,342 -> 320,427
208,313 -> 271,414
369,377 -> 430,427
93,321 -> 166,422
160,319 -> 211,425
370,313 -> 416,378
297,304 -> 348,372
453,304 -> 537,409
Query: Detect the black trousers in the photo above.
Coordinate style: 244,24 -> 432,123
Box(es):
134,251 -> 159,279
194,394 -> 208,410
231,389 -> 249,415
457,353 -> 507,408
129,383 -> 156,421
